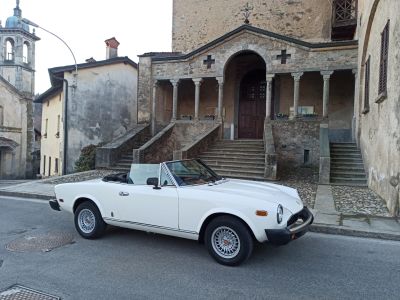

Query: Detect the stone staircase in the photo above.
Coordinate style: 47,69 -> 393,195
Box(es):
330,143 -> 367,186
109,134 -> 152,172
199,139 -> 266,181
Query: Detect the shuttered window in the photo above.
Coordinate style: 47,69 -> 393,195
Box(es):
378,20 -> 389,96
363,56 -> 370,113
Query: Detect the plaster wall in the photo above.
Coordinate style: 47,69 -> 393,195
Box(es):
0,79 -> 28,178
357,0 -> 400,215
172,0 -> 333,53
40,92 -> 63,177
64,63 -> 138,173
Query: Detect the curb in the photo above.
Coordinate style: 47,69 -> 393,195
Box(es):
0,191 -> 54,201
310,223 -> 400,242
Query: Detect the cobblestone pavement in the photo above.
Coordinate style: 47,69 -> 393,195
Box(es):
276,167 -> 319,209
42,169 -> 123,185
332,185 -> 391,217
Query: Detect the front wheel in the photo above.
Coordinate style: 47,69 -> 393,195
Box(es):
74,201 -> 106,239
205,216 -> 254,266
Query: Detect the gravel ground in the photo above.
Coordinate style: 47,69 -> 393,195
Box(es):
42,169 -> 123,185
275,166 -> 319,208
332,185 -> 391,217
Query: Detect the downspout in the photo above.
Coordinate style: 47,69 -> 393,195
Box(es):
51,74 -> 69,175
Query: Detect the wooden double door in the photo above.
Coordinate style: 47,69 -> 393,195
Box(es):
238,69 -> 269,139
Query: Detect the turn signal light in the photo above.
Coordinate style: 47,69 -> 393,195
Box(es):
256,210 -> 268,217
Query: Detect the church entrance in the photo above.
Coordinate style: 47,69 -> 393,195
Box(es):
238,69 -> 267,139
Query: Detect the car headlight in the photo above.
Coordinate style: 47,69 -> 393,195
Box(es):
277,204 -> 283,224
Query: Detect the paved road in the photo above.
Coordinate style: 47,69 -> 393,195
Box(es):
0,196 -> 399,300
0,180 -> 32,188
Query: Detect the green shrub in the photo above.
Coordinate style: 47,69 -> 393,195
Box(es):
74,144 -> 100,172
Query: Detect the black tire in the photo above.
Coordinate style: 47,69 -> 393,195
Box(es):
204,216 -> 254,266
74,201 -> 106,239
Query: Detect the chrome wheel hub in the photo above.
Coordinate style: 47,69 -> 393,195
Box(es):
211,226 -> 241,259
78,209 -> 96,234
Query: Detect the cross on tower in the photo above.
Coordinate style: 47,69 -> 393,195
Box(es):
203,55 -> 215,69
277,50 -> 292,64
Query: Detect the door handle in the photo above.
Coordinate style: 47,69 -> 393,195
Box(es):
119,192 -> 129,196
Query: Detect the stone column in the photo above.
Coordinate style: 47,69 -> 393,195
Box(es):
151,81 -> 159,136
321,71 -> 334,118
216,77 -> 224,121
265,74 -> 275,121
192,78 -> 203,121
291,72 -> 303,118
170,79 -> 180,121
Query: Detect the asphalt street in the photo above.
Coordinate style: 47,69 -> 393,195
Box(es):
0,196 -> 399,300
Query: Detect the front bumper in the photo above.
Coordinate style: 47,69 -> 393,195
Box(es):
265,206 -> 313,246
49,199 -> 61,211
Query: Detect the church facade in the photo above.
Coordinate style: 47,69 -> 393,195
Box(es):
137,0 -> 357,177
0,1 -> 38,178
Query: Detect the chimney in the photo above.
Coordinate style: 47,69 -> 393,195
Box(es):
105,37 -> 120,59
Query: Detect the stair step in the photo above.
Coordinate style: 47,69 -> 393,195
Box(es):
330,149 -> 360,153
210,166 -> 264,175
211,146 -> 264,151
201,151 -> 264,157
330,172 -> 366,178
199,155 -> 265,163
331,158 -> 363,162
204,162 -> 264,169
331,167 -> 365,172
331,176 -> 367,182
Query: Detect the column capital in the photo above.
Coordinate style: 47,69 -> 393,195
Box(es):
352,68 -> 358,75
320,70 -> 334,79
192,78 -> 203,85
216,76 -> 224,85
153,80 -> 159,88
170,79 -> 180,86
291,72 -> 304,81
266,73 -> 275,82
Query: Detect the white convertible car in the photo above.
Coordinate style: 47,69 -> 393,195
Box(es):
50,159 -> 313,266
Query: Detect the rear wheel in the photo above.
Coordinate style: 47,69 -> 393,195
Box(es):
205,216 -> 254,266
74,201 -> 106,239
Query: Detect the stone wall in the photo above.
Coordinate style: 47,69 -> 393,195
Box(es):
271,119 -> 320,170
172,0 -> 333,53
356,0 -> 400,215
0,79 -> 32,178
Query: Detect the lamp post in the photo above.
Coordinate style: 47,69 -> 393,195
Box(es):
22,18 -> 77,175
22,18 -> 78,77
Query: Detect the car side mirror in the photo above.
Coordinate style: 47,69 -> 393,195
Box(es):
147,177 -> 161,190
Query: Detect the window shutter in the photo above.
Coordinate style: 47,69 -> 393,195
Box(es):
379,20 -> 389,95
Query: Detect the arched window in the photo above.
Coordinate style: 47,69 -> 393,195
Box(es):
23,42 -> 30,63
5,39 -> 15,61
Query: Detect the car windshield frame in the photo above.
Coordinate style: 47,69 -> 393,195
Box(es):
164,159 -> 222,187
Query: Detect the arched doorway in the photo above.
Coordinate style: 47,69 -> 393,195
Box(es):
238,69 -> 267,139
223,51 -> 267,139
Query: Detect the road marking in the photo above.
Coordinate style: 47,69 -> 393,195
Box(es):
0,196 -> 48,205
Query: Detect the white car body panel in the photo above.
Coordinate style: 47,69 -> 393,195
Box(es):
54,162 -> 307,243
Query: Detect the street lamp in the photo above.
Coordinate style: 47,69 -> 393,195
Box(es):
22,18 -> 77,175
22,18 -> 78,78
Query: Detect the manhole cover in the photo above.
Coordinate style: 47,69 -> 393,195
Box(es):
0,285 -> 60,300
5,232 -> 74,253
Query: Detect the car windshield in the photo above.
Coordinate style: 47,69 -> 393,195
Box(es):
165,159 -> 221,186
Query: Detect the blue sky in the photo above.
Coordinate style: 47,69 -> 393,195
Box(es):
1,0 -> 172,93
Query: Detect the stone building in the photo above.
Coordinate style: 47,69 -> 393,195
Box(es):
36,38 -> 138,176
0,1 -> 38,179
134,0 -> 357,179
355,0 -> 400,215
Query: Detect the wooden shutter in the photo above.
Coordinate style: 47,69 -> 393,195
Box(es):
379,20 -> 390,95
364,57 -> 370,112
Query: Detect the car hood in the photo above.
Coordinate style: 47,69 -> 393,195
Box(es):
189,179 -> 303,214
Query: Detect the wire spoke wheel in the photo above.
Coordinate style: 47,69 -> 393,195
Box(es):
78,208 -> 96,234
211,226 -> 241,259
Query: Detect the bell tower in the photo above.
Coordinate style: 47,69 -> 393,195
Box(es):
0,0 -> 40,95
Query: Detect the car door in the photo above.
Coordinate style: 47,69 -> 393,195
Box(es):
113,165 -> 179,230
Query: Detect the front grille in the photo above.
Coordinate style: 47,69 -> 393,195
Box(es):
287,207 -> 308,227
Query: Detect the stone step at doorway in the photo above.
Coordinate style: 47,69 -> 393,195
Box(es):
199,139 -> 266,180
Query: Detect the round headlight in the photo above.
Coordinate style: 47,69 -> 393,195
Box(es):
277,204 -> 283,224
